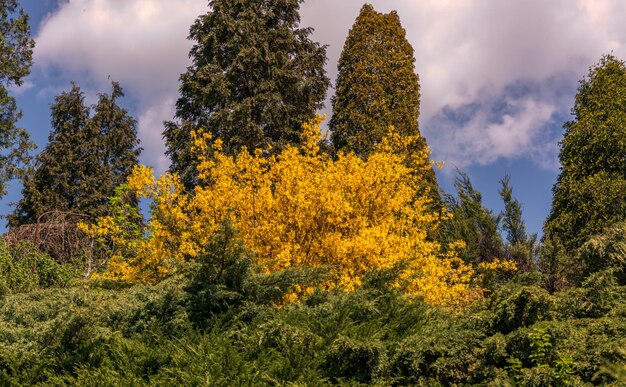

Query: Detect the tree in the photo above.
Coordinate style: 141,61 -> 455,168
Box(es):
330,4 -> 438,201
545,55 -> 626,252
499,176 -> 536,272
164,0 -> 329,188
0,0 -> 35,197
11,82 -> 141,226
439,170 -> 503,265
579,222 -> 626,285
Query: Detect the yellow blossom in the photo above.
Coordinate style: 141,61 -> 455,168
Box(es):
89,116 -> 486,308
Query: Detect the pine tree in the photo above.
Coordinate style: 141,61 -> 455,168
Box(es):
499,176 -> 536,272
330,3 -> 438,200
0,0 -> 35,197
11,82 -> 141,226
544,55 -> 626,252
164,0 -> 329,188
90,82 -> 142,196
440,170 -> 503,264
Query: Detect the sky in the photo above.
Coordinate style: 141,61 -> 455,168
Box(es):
4,0 -> 626,236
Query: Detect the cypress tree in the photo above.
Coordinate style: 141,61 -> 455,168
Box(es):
544,55 -> 626,252
330,4 -> 438,200
164,0 -> 329,188
0,0 -> 35,197
11,82 -> 141,226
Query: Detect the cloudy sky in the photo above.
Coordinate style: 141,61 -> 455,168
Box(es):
6,0 -> 626,234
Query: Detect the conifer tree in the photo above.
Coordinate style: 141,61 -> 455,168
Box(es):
499,176 -> 536,272
0,0 -> 35,197
164,0 -> 329,187
440,171 -> 503,264
11,82 -> 141,226
544,55 -> 626,252
330,4 -> 438,199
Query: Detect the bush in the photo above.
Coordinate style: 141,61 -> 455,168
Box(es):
580,222 -> 626,284
489,283 -> 555,333
0,239 -> 80,295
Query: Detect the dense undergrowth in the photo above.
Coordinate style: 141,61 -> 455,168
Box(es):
0,228 -> 625,386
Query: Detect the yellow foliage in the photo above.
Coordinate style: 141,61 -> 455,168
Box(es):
477,258 -> 519,273
86,116 -> 490,308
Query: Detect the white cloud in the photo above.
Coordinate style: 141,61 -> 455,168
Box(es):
8,80 -> 35,94
303,0 -> 626,171
136,97 -> 174,175
35,0 -> 206,102
429,96 -> 558,170
34,0 -> 626,173
34,0 -> 207,174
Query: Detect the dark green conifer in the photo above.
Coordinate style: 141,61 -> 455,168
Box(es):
330,4 -> 439,201
164,0 -> 329,188
11,82 -> 141,226
544,55 -> 626,252
0,0 -> 35,197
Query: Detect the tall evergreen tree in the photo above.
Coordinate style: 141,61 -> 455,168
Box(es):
164,0 -> 329,188
544,55 -> 626,252
11,82 -> 141,226
0,0 -> 35,197
330,3 -> 438,200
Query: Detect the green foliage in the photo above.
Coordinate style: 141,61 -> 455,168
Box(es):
506,356 -> 523,383
164,0 -> 329,188
184,222 -> 254,322
331,4 -> 418,156
185,222 -> 328,327
109,185 -> 144,240
580,222 -> 626,284
555,354 -> 576,385
330,3 -> 439,203
11,81 -> 141,226
0,260 -> 624,385
546,55 -> 626,253
596,350 -> 626,385
440,170 -> 504,264
489,283 -> 555,333
539,233 -> 580,292
0,0 -> 35,197
323,335 -> 387,383
540,221 -> 626,292
0,239 -> 79,295
528,326 -> 553,367
500,175 -> 538,272
555,269 -> 626,319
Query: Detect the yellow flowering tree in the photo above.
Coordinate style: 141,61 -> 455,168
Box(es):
84,116 -> 507,308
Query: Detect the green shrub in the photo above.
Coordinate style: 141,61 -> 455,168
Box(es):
489,283 -> 555,333
580,222 -> 626,284
0,239 -> 80,294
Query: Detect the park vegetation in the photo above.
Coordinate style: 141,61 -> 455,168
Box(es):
0,1 -> 624,385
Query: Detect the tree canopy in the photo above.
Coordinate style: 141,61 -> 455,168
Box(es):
0,0 -> 35,197
164,0 -> 329,188
11,82 -> 141,226
545,55 -> 626,253
331,4 -> 422,156
439,170 -> 504,265
330,3 -> 439,203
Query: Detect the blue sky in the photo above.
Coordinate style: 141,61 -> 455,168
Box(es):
4,0 -> 625,236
